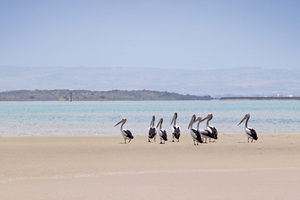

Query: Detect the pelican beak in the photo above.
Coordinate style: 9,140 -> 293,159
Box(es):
156,118 -> 162,128
170,114 -> 175,125
150,115 -> 155,126
114,119 -> 124,127
188,121 -> 192,129
170,112 -> 178,125
238,115 -> 247,126
200,115 -> 209,122
188,115 -> 196,129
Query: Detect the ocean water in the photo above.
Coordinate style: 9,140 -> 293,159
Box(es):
0,100 -> 299,137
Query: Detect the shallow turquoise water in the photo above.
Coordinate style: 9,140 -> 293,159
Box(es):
0,100 -> 299,136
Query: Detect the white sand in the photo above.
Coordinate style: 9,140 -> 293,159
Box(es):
1,133 -> 300,199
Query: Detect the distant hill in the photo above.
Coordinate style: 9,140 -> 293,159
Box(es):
0,90 -> 213,101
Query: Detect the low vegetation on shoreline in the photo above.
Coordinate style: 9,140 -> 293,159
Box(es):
0,89 -> 213,101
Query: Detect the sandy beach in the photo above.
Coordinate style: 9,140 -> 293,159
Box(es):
1,133 -> 300,200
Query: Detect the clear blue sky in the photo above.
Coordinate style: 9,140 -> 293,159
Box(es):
1,0 -> 299,69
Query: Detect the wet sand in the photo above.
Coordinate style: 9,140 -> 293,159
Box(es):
1,133 -> 300,199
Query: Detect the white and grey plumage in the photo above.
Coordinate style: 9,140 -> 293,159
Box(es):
148,115 -> 157,142
238,113 -> 258,143
170,112 -> 180,142
157,118 -> 168,144
188,114 -> 203,145
114,119 -> 134,144
195,117 -> 211,143
201,113 -> 218,142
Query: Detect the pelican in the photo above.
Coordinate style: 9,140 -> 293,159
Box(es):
156,118 -> 168,144
201,113 -> 218,142
148,115 -> 157,142
188,114 -> 203,145
114,119 -> 134,144
195,117 -> 212,143
170,112 -> 180,142
238,113 -> 258,143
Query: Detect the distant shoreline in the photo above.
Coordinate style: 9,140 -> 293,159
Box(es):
0,89 -> 213,101
219,97 -> 300,100
0,89 -> 299,101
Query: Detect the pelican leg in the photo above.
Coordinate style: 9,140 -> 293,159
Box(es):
124,138 -> 127,144
248,137 -> 249,143
172,136 -> 175,142
128,139 -> 131,143
154,137 -> 156,143
148,137 -> 151,142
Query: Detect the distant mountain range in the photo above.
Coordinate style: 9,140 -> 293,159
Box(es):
0,89 -> 212,101
1,66 -> 299,97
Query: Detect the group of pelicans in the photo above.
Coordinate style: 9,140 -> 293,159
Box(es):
114,112 -> 258,145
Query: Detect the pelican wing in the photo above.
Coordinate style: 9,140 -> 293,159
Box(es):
202,129 -> 214,138
209,126 -> 218,134
124,129 -> 134,139
192,129 -> 202,143
148,127 -> 156,138
173,126 -> 180,139
209,126 -> 218,139
160,130 -> 168,141
247,128 -> 258,140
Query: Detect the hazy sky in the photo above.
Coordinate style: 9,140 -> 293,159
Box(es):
1,0 -> 299,70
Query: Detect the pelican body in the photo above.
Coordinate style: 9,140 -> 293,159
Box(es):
114,119 -> 134,144
148,115 -> 157,142
201,113 -> 218,142
195,117 -> 211,143
170,112 -> 180,142
238,113 -> 258,143
157,118 -> 168,144
188,115 -> 203,145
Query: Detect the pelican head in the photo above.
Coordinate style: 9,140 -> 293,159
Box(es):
114,118 -> 126,127
238,113 -> 250,125
195,117 -> 202,123
195,117 -> 202,129
150,115 -> 155,126
171,112 -> 178,125
188,114 -> 196,129
200,113 -> 213,122
156,118 -> 163,128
